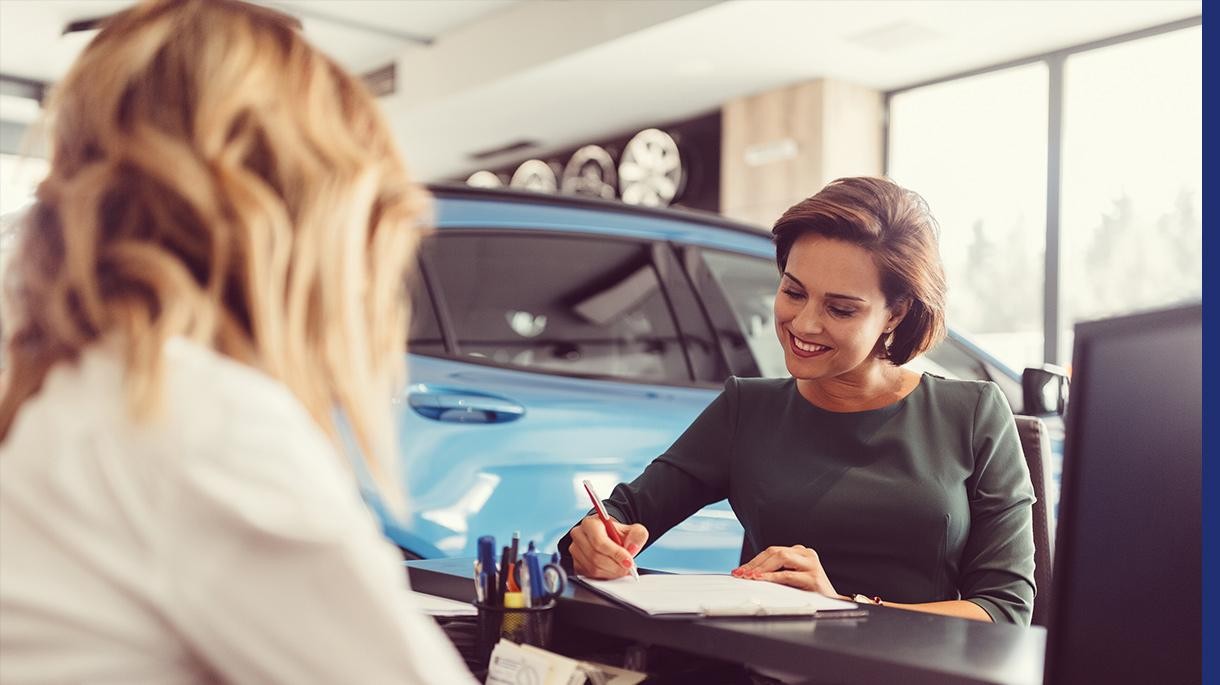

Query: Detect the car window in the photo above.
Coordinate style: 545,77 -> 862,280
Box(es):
918,339 -> 987,380
422,232 -> 690,383
914,339 -> 1024,411
407,267 -> 447,356
699,250 -> 787,378
652,246 -> 732,384
903,352 -> 961,379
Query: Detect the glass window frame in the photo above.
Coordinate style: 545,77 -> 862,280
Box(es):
884,15 -> 1201,366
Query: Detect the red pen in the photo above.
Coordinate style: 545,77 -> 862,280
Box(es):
581,479 -> 640,581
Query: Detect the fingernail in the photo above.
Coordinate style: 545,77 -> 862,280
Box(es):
627,544 -> 640,554
731,568 -> 741,576
621,559 -> 634,568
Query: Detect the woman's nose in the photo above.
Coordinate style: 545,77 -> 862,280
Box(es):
791,303 -> 823,334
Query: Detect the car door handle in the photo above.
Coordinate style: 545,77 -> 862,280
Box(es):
406,390 -> 525,424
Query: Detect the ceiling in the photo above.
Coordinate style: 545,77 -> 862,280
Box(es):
0,0 -> 1202,181
0,0 -> 515,82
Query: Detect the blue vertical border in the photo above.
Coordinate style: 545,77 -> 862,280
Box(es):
1203,5 -> 1216,685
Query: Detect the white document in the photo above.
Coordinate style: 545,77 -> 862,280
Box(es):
409,591 -> 478,617
485,640 -> 559,685
578,574 -> 859,617
485,640 -> 646,685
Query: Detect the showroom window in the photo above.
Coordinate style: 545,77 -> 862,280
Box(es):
887,19 -> 1200,370
0,152 -> 46,259
421,233 -> 690,383
1059,26 -> 1202,361
0,153 -> 48,368
0,152 -> 45,217
888,64 -> 1049,373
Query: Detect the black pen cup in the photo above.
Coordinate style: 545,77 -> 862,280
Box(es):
473,599 -> 557,668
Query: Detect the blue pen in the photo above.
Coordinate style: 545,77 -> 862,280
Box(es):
523,550 -> 545,607
477,535 -> 498,606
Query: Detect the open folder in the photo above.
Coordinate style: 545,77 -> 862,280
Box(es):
577,574 -> 863,618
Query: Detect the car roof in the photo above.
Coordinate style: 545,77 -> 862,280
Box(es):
425,183 -> 776,257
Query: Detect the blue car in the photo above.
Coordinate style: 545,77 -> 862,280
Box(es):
382,185 -> 1063,573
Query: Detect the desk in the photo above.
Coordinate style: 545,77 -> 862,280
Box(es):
408,558 -> 1045,685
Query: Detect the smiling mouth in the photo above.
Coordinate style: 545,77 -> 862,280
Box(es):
789,333 -> 831,355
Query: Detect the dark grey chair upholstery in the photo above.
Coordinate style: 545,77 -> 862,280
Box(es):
1014,414 -> 1055,627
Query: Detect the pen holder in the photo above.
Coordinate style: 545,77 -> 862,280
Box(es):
473,599 -> 556,668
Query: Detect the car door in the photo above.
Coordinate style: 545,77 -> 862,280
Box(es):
394,228 -> 745,572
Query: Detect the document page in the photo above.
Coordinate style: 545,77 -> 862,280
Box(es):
408,591 -> 477,617
579,574 -> 858,616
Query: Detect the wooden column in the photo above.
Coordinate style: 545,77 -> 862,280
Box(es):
720,79 -> 884,228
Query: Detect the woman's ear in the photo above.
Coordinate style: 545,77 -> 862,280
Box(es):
886,297 -> 911,333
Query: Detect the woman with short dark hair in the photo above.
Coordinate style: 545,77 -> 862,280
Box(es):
563,176 -> 1036,625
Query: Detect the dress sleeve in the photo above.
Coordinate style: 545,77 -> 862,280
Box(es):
559,377 -> 738,560
959,382 -> 1037,626
162,412 -> 477,684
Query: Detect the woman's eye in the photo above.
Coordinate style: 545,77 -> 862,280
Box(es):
829,307 -> 856,318
782,289 -> 806,300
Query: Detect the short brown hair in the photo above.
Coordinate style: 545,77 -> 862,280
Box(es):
771,177 -> 947,365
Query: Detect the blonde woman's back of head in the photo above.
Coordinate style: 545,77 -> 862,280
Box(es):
0,0 -> 427,491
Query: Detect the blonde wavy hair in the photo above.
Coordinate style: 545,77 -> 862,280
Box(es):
0,0 -> 427,494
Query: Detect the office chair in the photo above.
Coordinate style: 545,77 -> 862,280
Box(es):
1014,414 -> 1054,627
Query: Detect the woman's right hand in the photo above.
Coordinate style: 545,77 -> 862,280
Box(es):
568,515 -> 649,579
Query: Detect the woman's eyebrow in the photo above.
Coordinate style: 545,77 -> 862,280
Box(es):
826,292 -> 867,303
781,273 -> 866,302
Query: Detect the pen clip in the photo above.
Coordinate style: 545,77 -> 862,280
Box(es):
519,558 -> 532,607
582,480 -> 611,520
473,560 -> 486,604
477,535 -> 498,606
497,546 -> 511,605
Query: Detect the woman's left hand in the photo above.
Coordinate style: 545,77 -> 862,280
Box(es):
731,545 -> 840,597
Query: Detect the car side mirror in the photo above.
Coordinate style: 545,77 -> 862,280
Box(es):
1022,365 -> 1069,417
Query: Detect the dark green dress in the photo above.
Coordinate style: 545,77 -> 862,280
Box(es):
571,374 -> 1036,625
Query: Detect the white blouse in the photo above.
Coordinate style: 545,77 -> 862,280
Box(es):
0,338 -> 476,684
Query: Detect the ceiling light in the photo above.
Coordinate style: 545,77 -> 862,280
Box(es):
846,21 -> 941,52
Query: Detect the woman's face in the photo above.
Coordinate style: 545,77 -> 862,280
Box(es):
773,234 -> 906,382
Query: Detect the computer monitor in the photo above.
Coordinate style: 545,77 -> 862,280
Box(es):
1043,303 -> 1201,684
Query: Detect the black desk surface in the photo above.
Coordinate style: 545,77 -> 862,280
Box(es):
407,557 -> 1045,685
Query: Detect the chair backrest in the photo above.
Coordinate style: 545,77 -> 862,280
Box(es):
1014,414 -> 1054,627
